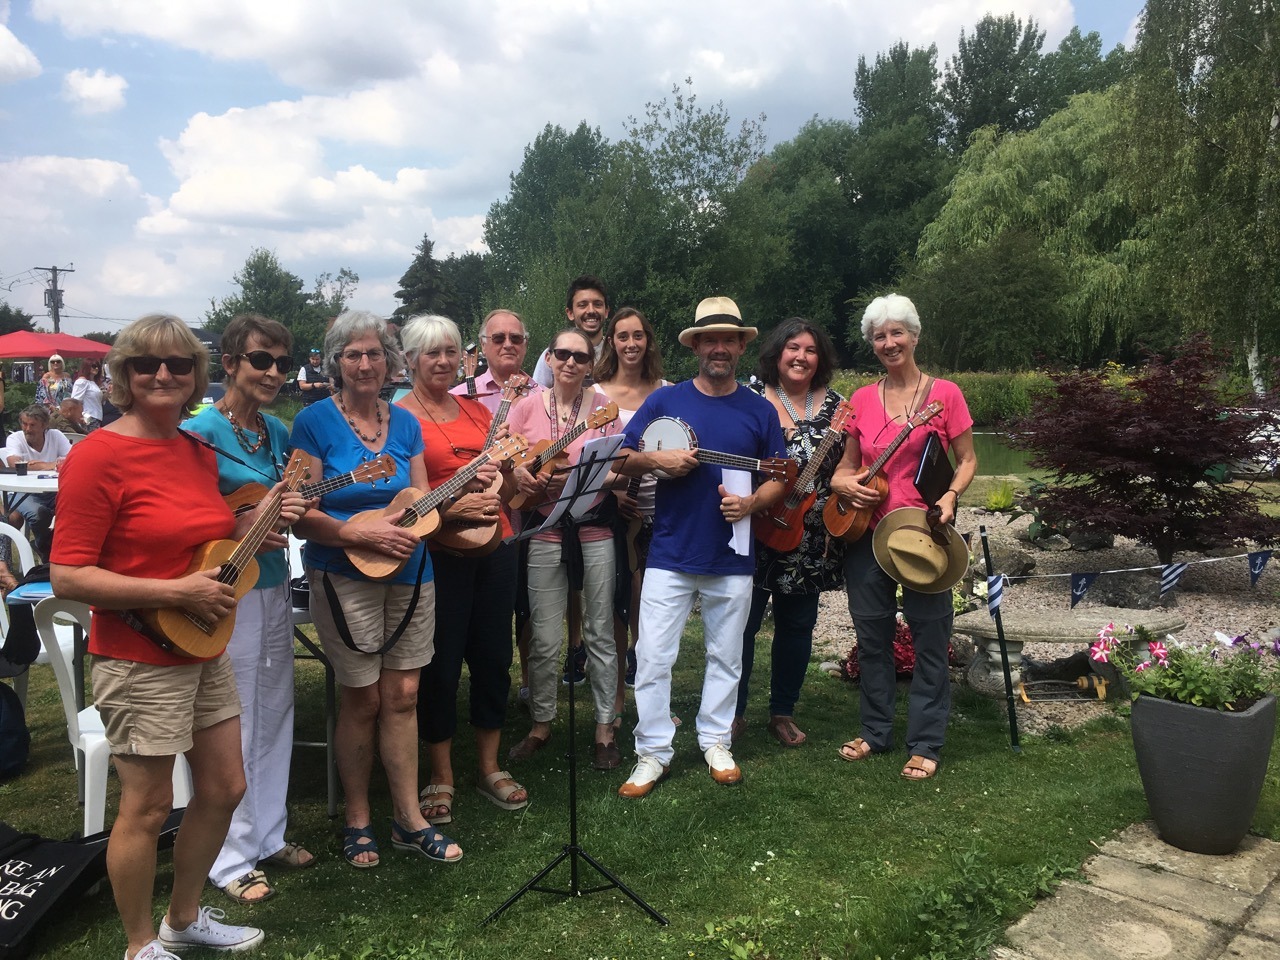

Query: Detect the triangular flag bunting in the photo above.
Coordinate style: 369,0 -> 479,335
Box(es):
1160,562 -> 1189,597
1069,572 -> 1097,608
1248,550 -> 1272,588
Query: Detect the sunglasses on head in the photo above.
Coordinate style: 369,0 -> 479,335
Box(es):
484,332 -> 526,346
237,351 -> 294,373
551,347 -> 591,365
130,355 -> 196,376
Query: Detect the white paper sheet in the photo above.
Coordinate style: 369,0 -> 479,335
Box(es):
721,468 -> 752,556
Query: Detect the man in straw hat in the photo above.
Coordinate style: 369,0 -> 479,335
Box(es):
612,296 -> 788,796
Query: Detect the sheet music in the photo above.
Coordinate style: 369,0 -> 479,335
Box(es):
533,434 -> 626,532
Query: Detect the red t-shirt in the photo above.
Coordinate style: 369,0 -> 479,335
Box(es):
399,396 -> 515,544
50,430 -> 235,665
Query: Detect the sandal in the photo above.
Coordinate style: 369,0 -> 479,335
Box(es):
838,737 -> 877,762
901,755 -> 939,781
507,733 -> 550,761
592,741 -> 622,771
418,783 -> 455,824
264,841 -> 316,870
767,715 -> 806,748
341,825 -> 380,869
476,770 -> 529,810
220,869 -> 274,904
390,820 -> 463,863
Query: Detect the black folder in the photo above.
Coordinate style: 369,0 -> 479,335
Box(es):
913,432 -> 954,508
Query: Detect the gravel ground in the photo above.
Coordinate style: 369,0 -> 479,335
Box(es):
811,509 -> 1280,734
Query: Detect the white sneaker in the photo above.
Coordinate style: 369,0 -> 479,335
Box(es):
130,941 -> 181,960
617,755 -> 669,798
159,906 -> 264,952
704,741 -> 742,785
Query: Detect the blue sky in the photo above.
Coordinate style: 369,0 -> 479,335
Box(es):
0,0 -> 1143,337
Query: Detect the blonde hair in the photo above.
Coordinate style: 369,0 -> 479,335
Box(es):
106,314 -> 210,415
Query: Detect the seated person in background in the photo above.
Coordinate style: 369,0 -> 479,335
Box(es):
50,397 -> 89,435
3,403 -> 69,553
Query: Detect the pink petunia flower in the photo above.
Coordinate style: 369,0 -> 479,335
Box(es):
1089,642 -> 1110,663
1134,660 -> 1153,672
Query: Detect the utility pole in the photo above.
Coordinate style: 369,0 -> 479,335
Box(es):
34,264 -> 74,333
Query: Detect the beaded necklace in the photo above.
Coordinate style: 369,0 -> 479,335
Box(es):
220,404 -> 268,456
336,393 -> 384,444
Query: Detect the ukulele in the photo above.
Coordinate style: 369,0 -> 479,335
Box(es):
222,454 -> 396,515
432,374 -> 532,556
138,450 -> 313,658
637,416 -> 798,487
822,400 -> 944,543
460,342 -> 480,398
506,400 -> 621,511
753,401 -> 853,553
344,433 -> 528,580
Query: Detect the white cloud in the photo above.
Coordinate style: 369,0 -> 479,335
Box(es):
62,67 -> 128,113
0,1 -> 41,83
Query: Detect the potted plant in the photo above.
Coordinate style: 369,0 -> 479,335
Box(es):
1090,623 -> 1280,854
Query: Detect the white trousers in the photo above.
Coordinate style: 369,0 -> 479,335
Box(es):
633,568 -> 753,765
526,538 -> 617,724
209,584 -> 295,887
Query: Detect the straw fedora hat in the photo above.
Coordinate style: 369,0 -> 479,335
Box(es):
871,507 -> 969,594
677,296 -> 759,348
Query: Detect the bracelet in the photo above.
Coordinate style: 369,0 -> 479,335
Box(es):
944,489 -> 960,502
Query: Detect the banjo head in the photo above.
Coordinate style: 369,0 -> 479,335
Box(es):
640,416 -> 695,479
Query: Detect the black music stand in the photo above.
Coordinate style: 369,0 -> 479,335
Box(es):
484,439 -> 667,926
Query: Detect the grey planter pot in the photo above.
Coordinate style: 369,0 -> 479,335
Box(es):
1130,693 -> 1277,855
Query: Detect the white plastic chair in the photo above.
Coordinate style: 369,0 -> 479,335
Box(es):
0,521 -> 39,708
34,597 -> 193,836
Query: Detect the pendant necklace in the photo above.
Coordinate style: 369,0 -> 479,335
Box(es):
414,389 -> 483,458
549,390 -> 584,443
337,393 -> 383,443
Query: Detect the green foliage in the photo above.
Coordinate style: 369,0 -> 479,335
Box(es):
985,480 -> 1016,512
0,301 -> 36,336
942,14 -> 1047,145
947,371 -> 1051,425
855,41 -> 946,139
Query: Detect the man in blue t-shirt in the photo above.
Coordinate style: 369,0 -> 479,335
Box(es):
614,297 -> 788,797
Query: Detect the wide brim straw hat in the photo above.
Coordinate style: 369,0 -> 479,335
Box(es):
871,507 -> 970,594
677,296 -> 759,348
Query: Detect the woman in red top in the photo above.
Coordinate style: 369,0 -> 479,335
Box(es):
50,314 -> 305,960
396,314 -> 530,825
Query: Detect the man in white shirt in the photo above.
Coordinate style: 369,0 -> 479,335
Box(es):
4,403 -> 69,544
530,275 -> 609,388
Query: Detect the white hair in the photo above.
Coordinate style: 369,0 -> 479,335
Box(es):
861,294 -> 922,343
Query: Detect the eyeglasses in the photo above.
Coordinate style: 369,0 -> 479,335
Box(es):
238,351 -> 294,373
130,355 -> 196,376
339,349 -> 386,364
551,348 -> 591,365
483,333 -> 526,346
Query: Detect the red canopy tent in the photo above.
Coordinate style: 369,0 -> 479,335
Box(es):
0,331 -> 111,359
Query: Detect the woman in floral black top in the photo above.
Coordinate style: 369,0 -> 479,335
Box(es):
735,318 -> 846,747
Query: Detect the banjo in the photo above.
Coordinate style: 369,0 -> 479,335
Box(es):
638,417 -> 796,486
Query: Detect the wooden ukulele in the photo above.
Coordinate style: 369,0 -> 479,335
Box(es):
822,400 -> 944,543
506,400 -> 620,511
432,373 -> 532,557
460,342 -> 480,398
222,454 -> 396,515
139,450 -> 313,658
753,401 -> 853,553
344,433 -> 528,579
637,416 -> 798,488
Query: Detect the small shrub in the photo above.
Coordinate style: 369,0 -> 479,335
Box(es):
984,480 -> 1015,512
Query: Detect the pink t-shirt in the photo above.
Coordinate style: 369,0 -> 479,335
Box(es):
507,390 -> 621,543
845,378 -> 973,529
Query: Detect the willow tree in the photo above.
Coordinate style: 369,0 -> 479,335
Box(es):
1126,0 -> 1280,391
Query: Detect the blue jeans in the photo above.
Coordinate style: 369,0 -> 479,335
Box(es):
736,586 -> 819,718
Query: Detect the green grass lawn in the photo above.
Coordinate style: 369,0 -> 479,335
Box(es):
6,618 -> 1280,960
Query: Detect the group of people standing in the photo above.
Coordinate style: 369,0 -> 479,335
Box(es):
46,279 -> 975,960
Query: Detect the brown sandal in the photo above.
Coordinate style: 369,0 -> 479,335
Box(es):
838,737 -> 875,762
901,755 -> 939,780
767,715 -> 806,747
507,733 -> 550,762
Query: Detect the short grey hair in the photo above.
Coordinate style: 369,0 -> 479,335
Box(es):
861,293 -> 922,343
400,314 -> 462,376
480,308 -> 527,339
324,310 -> 404,388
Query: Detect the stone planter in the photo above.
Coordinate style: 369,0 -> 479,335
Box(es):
1130,693 -> 1277,855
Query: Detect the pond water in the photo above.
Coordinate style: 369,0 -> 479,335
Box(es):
970,433 -> 1033,476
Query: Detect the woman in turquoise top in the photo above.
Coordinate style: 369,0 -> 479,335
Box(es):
185,313 -> 316,903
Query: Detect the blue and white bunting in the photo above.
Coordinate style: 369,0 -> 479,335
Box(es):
1248,550 -> 1272,588
1160,562 -> 1189,597
987,575 -> 1006,618
1069,572 -> 1098,608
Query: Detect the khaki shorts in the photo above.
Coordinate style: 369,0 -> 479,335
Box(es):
307,569 -> 436,688
91,653 -> 241,756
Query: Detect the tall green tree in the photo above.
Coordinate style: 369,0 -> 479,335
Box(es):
392,235 -> 453,322
854,41 -> 946,140
0,302 -> 36,336
1039,27 -> 1129,115
942,13 -> 1046,146
439,251 -> 491,334
1125,0 -> 1280,390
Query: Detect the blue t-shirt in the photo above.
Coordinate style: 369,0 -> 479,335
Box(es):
623,380 -> 786,576
183,406 -> 291,589
289,399 -> 432,586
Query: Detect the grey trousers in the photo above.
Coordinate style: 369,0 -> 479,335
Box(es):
844,534 -> 953,761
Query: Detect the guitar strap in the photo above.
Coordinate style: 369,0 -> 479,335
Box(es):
321,548 -> 428,657
179,428 -> 282,484
118,610 -> 180,655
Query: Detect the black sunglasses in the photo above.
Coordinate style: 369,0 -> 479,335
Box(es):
484,332 -> 526,346
551,347 -> 592,365
130,355 -> 196,376
237,351 -> 294,373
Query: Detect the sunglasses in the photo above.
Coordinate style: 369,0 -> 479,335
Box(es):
551,347 -> 592,365
130,355 -> 196,376
483,333 -> 526,346
238,351 -> 294,373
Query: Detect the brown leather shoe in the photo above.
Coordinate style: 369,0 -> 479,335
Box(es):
618,756 -> 669,797
704,742 -> 742,785
592,741 -> 622,770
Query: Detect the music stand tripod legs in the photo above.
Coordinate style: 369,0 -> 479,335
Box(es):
483,643 -> 667,925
